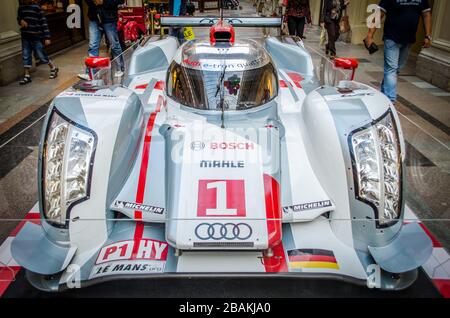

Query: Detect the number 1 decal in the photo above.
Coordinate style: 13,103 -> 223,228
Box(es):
197,180 -> 246,217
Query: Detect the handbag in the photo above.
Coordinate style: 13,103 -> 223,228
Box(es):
340,9 -> 350,33
320,26 -> 327,47
282,15 -> 289,35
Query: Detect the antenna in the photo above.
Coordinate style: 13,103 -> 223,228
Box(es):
220,0 -> 224,21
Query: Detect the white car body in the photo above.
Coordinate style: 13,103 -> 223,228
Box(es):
11,17 -> 432,292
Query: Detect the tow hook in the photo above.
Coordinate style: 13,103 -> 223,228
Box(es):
263,248 -> 274,258
259,248 -> 282,268
174,249 -> 182,257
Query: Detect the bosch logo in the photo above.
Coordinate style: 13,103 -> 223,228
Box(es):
191,141 -> 205,151
195,223 -> 252,240
210,142 -> 254,150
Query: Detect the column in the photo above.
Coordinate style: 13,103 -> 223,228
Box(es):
347,0 -> 384,45
417,0 -> 450,91
0,0 -> 22,86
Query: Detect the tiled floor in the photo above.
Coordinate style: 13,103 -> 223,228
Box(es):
0,41 -> 101,135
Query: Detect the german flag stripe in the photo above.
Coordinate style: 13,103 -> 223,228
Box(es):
287,249 -> 335,257
288,255 -> 337,263
289,261 -> 340,270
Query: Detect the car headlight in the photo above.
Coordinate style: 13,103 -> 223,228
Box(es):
350,111 -> 402,227
43,110 -> 96,227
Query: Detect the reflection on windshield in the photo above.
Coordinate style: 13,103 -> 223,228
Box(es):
167,61 -> 278,111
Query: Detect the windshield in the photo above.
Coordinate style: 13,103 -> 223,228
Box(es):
166,60 -> 278,111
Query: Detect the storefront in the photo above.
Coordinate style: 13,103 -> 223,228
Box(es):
37,0 -> 86,54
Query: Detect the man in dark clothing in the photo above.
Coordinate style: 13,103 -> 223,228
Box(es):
79,0 -> 125,80
320,0 -> 349,58
169,0 -> 187,43
285,0 -> 312,39
17,0 -> 58,85
365,0 -> 432,102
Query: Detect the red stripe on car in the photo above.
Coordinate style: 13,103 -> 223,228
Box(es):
263,174 -> 282,248
287,72 -> 304,82
135,83 -> 148,90
132,95 -> 165,256
263,243 -> 288,273
287,72 -> 304,88
154,81 -> 165,90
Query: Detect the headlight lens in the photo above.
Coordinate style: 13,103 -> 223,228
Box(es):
43,111 -> 95,226
351,112 -> 401,226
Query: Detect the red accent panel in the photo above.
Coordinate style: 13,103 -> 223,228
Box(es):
154,81 -> 165,90
433,279 -> 450,298
286,72 -> 304,82
288,255 -> 337,263
279,80 -> 288,88
197,180 -> 246,217
334,57 -> 359,70
334,58 -> 359,80
263,243 -> 288,273
136,81 -> 164,91
286,73 -> 304,89
210,20 -> 235,45
135,84 -> 148,90
418,223 -> 442,248
263,174 -> 282,248
9,213 -> 40,237
131,222 -> 144,259
0,266 -> 21,297
85,57 -> 111,69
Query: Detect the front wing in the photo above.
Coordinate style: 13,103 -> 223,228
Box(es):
9,204 -> 428,292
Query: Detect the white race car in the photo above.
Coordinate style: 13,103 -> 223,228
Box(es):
11,17 -> 432,292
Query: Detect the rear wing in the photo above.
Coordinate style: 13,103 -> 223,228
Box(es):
160,16 -> 282,28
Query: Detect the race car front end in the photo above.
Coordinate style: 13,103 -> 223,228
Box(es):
9,17 -> 434,293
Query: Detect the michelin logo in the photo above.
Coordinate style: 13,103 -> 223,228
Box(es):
114,200 -> 164,214
283,200 -> 332,213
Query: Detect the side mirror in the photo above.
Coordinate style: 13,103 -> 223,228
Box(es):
334,57 -> 359,80
85,57 -> 111,80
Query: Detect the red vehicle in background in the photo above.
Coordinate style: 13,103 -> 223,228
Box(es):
117,0 -> 148,48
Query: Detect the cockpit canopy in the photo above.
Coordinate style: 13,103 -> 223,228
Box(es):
166,40 -> 278,111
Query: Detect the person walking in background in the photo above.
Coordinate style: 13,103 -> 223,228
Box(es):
169,0 -> 187,43
364,0 -> 432,103
320,0 -> 349,58
17,0 -> 58,85
285,0 -> 311,39
79,0 -> 125,80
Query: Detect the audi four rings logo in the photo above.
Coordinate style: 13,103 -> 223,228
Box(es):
190,141 -> 205,151
195,223 -> 252,240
